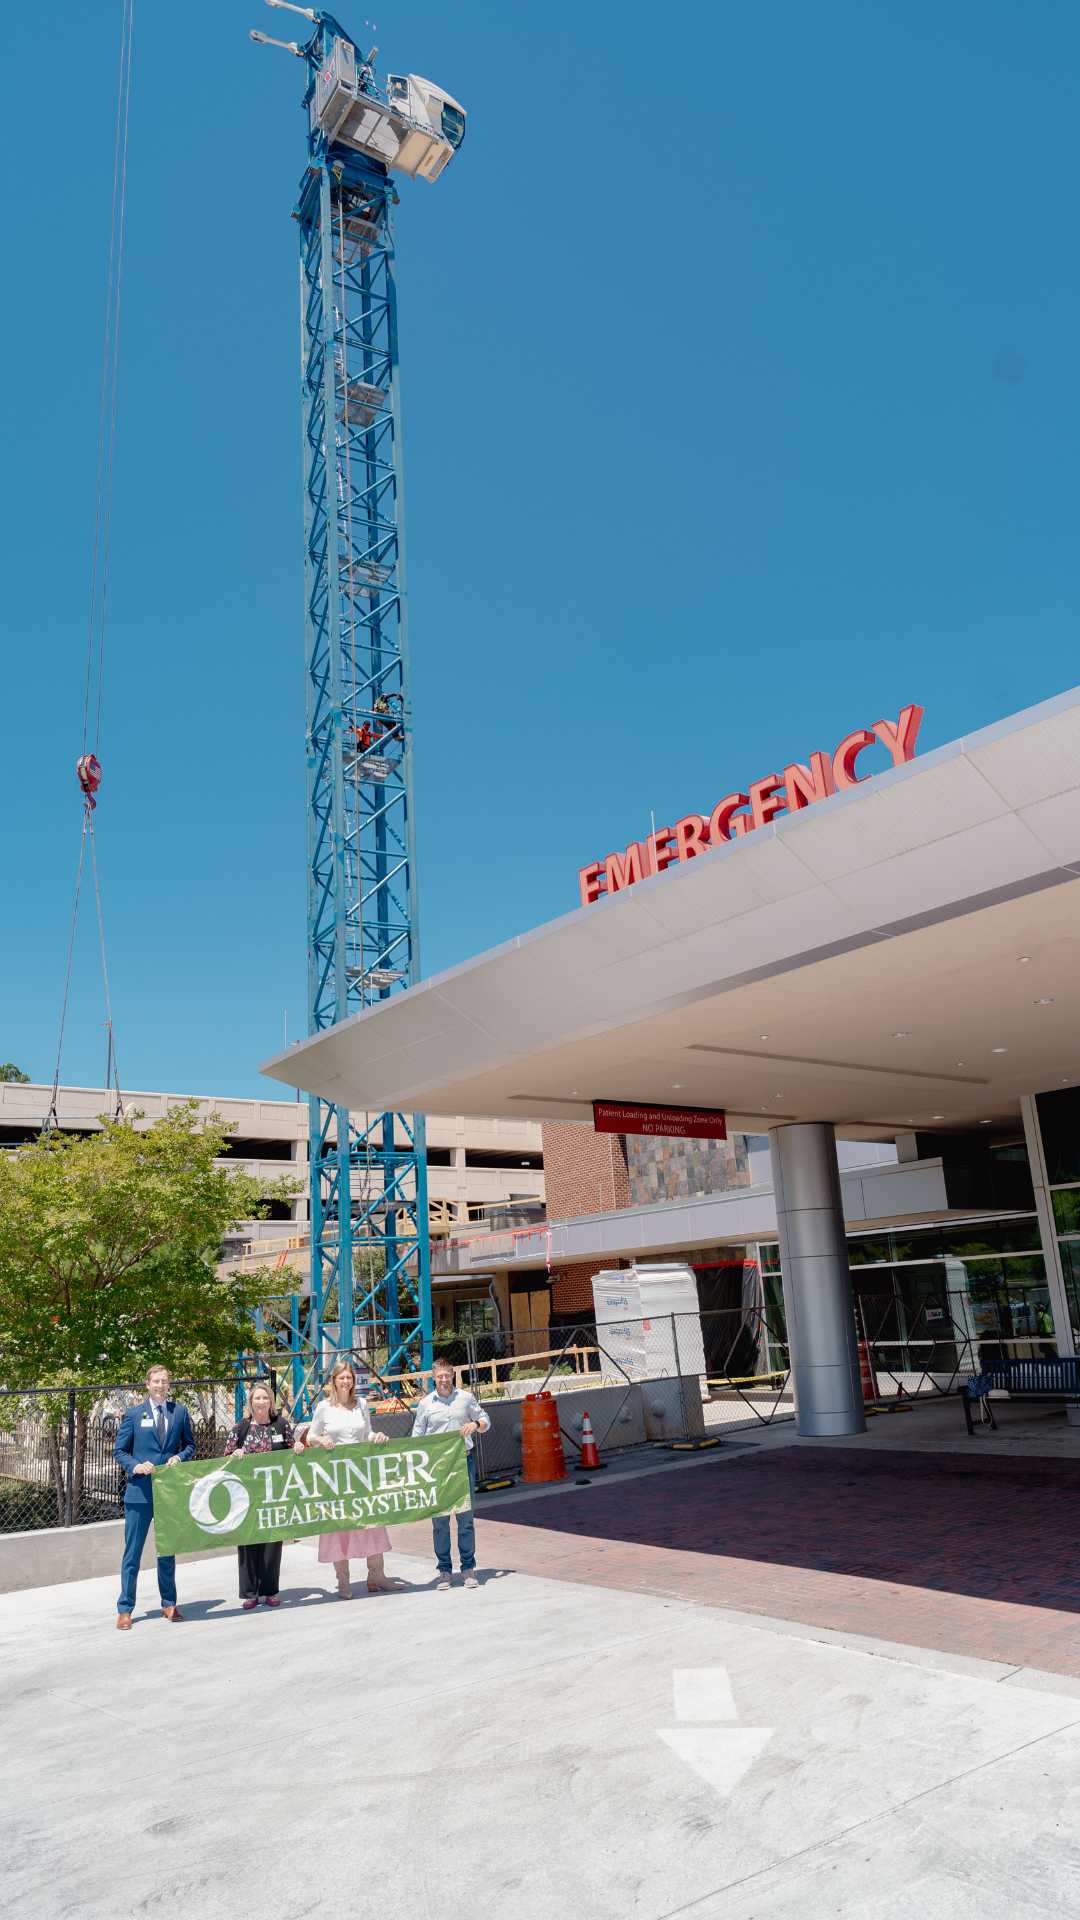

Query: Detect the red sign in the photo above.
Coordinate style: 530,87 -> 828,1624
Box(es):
593,1100 -> 728,1140
578,704 -> 924,907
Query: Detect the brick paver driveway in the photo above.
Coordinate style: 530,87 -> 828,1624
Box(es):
398,1444 -> 1080,1678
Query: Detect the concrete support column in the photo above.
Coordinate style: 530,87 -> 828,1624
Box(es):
769,1122 -> 865,1437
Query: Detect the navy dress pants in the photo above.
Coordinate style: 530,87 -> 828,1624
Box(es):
117,1502 -> 177,1614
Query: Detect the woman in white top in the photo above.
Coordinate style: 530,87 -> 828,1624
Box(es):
302,1359 -> 398,1599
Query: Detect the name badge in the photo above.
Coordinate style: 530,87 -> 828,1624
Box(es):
271,1435 -> 285,1447
140,1415 -> 155,1427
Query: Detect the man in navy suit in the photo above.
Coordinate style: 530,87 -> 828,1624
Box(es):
114,1363 -> 196,1630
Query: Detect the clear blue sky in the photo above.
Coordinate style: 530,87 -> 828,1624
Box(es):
3,2 -> 1079,1099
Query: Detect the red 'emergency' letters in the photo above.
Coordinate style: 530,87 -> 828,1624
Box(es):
578,704 -> 924,907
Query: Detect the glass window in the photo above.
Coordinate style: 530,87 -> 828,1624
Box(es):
846,1235 -> 892,1266
760,1264 -> 789,1371
1059,1240 -> 1080,1344
937,1218 -> 1041,1258
1036,1087 -> 1080,1187
955,1267 -> 1055,1359
853,1271 -> 903,1343
441,103 -> 466,149
895,1263 -> 958,1371
454,1299 -> 495,1336
849,1221 -> 1042,1266
887,1229 -> 943,1263
1052,1188 -> 1080,1235
959,1258 -> 1007,1290
763,1221 -> 1046,1364
951,1252 -> 1043,1285
996,1253 -> 1047,1285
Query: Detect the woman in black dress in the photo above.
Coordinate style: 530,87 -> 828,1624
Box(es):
225,1381 -> 294,1608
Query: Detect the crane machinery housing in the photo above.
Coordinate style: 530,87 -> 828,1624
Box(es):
251,2 -> 466,1400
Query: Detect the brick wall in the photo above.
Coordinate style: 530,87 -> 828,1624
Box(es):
540,1122 -> 630,1220
547,1260 -> 610,1314
540,1125 -> 752,1316
541,1123 -> 631,1316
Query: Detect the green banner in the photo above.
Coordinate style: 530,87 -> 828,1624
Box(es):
152,1434 -> 471,1555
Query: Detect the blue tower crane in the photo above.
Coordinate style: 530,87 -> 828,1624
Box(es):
251,3 -> 466,1397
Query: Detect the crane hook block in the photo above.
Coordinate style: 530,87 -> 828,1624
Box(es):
76,753 -> 103,810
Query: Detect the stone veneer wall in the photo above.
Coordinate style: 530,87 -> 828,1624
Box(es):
624,1133 -> 752,1206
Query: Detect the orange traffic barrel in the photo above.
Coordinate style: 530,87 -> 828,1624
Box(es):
858,1339 -> 877,1405
521,1391 -> 568,1484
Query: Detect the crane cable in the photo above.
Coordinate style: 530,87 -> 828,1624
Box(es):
46,0 -> 135,1135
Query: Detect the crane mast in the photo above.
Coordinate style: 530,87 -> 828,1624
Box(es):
255,5 -> 466,1391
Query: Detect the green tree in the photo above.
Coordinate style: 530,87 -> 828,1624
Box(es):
0,1063 -> 30,1083
0,1103 -> 300,1518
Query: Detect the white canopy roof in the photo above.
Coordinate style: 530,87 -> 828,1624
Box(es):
262,687 -> 1080,1139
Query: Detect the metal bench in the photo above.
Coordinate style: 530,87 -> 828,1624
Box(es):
962,1357 -> 1080,1434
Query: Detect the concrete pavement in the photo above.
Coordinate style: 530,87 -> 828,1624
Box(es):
4,1535 -> 1080,1919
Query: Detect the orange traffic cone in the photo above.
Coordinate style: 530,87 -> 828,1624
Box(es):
577,1411 -> 607,1472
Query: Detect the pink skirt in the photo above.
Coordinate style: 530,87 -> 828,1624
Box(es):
317,1527 -> 391,1562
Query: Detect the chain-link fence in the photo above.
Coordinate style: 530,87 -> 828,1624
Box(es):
454,1278 -> 1072,1477
854,1280 -> 1061,1402
4,1279 -> 1061,1533
0,1310 -> 793,1532
451,1305 -> 795,1479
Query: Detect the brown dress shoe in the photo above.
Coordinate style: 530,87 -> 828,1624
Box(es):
116,1614 -> 133,1631
161,1605 -> 184,1622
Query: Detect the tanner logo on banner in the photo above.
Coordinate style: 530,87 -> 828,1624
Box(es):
152,1434 -> 470,1556
593,1101 -> 727,1140
578,703 -> 924,907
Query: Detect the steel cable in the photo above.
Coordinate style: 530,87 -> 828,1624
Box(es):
46,819 -> 90,1132
83,0 -> 135,756
50,0 -> 135,1128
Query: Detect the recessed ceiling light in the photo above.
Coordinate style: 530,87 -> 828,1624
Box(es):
956,1060 -> 966,1067
1034,997 -> 1055,1006
1018,956 -> 1031,965
570,1089 -> 579,1096
931,1113 -> 946,1120
759,1033 -> 770,1041
892,1030 -> 911,1040
979,1118 -> 992,1125
672,1083 -> 683,1089
775,1093 -> 784,1099
992,1046 -> 1008,1054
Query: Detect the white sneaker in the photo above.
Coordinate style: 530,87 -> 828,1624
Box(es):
463,1574 -> 479,1590
436,1576 -> 452,1590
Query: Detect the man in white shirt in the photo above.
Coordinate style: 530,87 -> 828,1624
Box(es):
412,1358 -> 490,1589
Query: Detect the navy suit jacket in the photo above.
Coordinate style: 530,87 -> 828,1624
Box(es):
115,1399 -> 196,1509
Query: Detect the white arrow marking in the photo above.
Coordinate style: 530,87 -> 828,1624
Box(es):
658,1668 -> 774,1799
657,1726 -> 775,1798
674,1666 -> 737,1723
